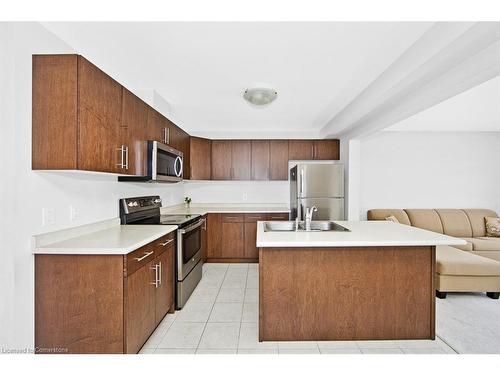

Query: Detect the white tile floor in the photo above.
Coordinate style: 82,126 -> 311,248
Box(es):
139,263 -> 456,354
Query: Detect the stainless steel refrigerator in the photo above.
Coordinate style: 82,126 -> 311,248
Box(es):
289,164 -> 344,221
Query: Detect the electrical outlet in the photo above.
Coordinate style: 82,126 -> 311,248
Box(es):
69,206 -> 79,221
242,192 -> 248,201
42,208 -> 55,227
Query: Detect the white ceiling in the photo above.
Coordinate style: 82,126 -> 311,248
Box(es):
42,22 -> 432,138
387,75 -> 500,132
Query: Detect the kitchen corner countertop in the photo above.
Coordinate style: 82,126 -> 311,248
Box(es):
256,220 -> 467,248
34,225 -> 178,255
161,204 -> 290,216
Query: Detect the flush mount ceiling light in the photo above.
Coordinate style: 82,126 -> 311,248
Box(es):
243,87 -> 278,106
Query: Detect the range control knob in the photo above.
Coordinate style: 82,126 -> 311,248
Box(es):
127,201 -> 139,207
153,198 -> 162,204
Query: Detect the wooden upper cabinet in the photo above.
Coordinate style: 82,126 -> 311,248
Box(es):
211,140 -> 232,180
190,137 -> 211,180
288,140 -> 314,160
121,88 -> 149,176
32,55 -> 78,170
146,107 -> 165,143
78,57 -> 123,173
269,140 -> 289,180
251,140 -> 270,180
313,139 -> 340,160
231,140 -> 251,180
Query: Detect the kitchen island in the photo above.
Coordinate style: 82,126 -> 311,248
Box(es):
256,221 -> 466,342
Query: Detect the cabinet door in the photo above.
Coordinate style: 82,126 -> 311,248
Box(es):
190,137 -> 211,180
231,140 -> 251,180
269,140 -> 289,180
314,139 -> 340,160
207,214 -> 222,258
211,141 -> 232,180
32,54 -> 78,170
288,140 -> 314,160
78,57 -> 123,173
221,222 -> 245,258
125,259 -> 156,354
121,88 -> 149,176
244,222 -> 258,259
146,108 -> 164,143
251,140 -> 270,180
154,246 -> 174,325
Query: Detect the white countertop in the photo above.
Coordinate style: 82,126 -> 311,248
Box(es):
161,203 -> 290,216
34,225 -> 178,255
256,221 -> 467,248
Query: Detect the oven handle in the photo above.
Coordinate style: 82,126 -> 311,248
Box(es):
180,218 -> 205,234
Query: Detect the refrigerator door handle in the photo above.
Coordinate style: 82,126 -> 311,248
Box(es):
299,169 -> 304,198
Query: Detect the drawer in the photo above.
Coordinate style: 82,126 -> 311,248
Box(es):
126,243 -> 157,276
126,232 -> 175,276
266,212 -> 290,221
221,214 -> 244,223
244,213 -> 268,223
151,232 -> 175,257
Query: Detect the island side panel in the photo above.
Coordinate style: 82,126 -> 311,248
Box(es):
259,246 -> 435,341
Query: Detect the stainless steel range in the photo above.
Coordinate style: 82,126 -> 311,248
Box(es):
119,196 -> 205,309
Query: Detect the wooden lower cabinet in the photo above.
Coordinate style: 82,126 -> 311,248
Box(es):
154,246 -> 175,326
125,259 -> 156,354
35,233 -> 175,354
206,212 -> 289,262
221,221 -> 245,259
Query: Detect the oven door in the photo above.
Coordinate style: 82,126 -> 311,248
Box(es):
150,141 -> 183,182
177,218 -> 205,280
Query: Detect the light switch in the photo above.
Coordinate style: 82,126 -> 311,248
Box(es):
42,208 -> 55,226
69,206 -> 79,221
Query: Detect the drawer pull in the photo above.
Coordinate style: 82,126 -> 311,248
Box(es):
270,216 -> 286,219
226,216 -> 238,219
134,251 -> 154,262
160,239 -> 174,247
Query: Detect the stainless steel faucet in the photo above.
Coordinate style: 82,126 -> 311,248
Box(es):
305,206 -> 317,231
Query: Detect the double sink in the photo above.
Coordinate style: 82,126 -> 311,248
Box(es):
264,221 -> 350,232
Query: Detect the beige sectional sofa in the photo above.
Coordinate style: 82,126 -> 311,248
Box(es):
367,208 -> 500,299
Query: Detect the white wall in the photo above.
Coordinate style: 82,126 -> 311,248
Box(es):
183,181 -> 288,204
359,131 -> 500,219
0,23 -> 185,350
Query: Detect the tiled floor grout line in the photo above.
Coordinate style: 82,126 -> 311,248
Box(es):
436,334 -> 459,354
194,264 -> 229,352
236,265 -> 249,354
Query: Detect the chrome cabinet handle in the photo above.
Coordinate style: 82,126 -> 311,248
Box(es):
311,144 -> 314,159
160,239 -> 174,247
124,146 -> 129,170
150,263 -> 159,288
134,251 -> 154,262
270,216 -> 285,219
158,261 -> 162,286
116,145 -> 125,168
163,127 -> 170,144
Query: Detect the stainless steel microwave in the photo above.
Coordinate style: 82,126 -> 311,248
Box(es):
149,141 -> 183,182
118,141 -> 183,183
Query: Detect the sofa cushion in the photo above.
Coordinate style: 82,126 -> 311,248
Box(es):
367,209 -> 411,225
436,245 -> 500,276
404,209 -> 444,234
468,237 -> 500,251
453,239 -> 474,251
435,209 -> 473,238
485,217 -> 500,237
462,209 -> 499,237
